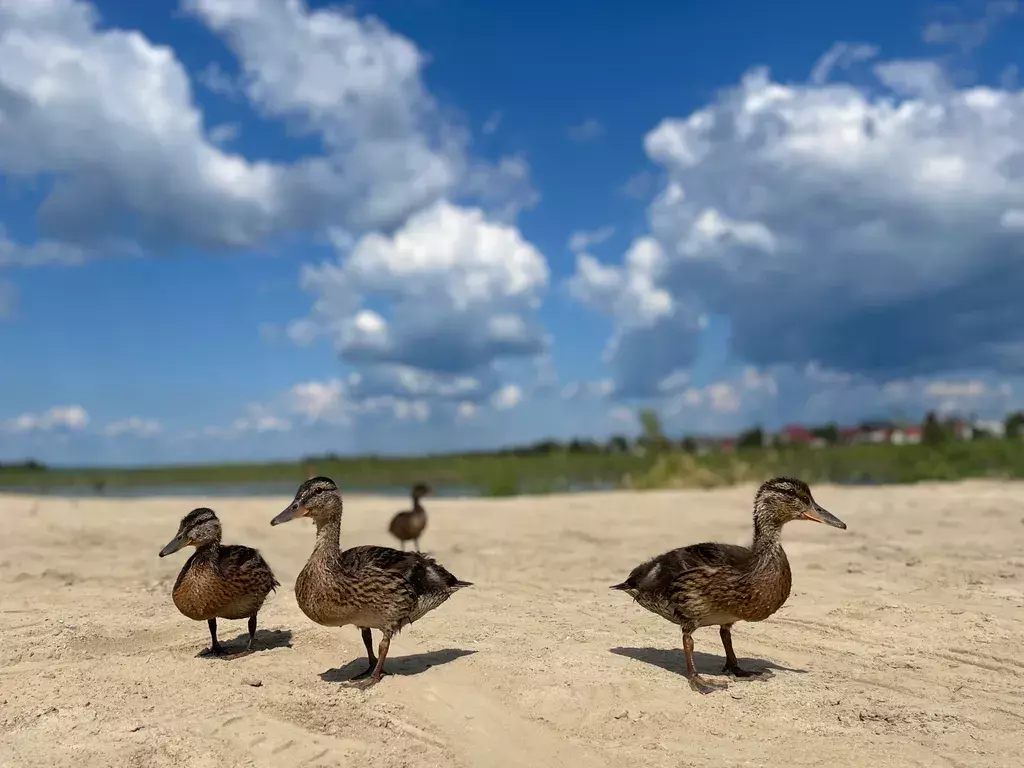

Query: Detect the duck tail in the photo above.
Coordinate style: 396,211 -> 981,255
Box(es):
609,581 -> 630,590
453,579 -> 474,589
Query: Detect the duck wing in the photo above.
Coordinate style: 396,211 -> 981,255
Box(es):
612,542 -> 752,593
218,544 -> 280,590
341,545 -> 472,627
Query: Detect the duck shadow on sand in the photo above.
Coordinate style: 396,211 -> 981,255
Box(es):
610,647 -> 806,679
320,648 -> 476,683
197,628 -> 294,659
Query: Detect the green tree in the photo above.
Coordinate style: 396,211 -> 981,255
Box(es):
922,411 -> 947,445
738,426 -> 765,449
811,423 -> 839,444
607,435 -> 629,453
1006,411 -> 1024,439
638,408 -> 670,453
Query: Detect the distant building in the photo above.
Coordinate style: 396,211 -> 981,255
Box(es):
890,425 -> 922,445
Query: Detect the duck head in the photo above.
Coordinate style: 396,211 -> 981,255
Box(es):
754,477 -> 846,530
271,476 -> 342,526
159,507 -> 222,557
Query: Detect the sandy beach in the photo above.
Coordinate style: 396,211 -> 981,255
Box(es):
1,482 -> 1022,767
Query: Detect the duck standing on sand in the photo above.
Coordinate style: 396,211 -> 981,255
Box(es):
159,508 -> 279,656
271,477 -> 471,688
388,483 -> 431,551
611,477 -> 846,693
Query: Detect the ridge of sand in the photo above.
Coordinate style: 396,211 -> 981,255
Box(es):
1,482 -> 1022,767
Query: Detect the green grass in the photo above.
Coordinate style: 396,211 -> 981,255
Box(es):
627,440 -> 1024,489
3,440 -> 1024,496
0,452 -> 649,496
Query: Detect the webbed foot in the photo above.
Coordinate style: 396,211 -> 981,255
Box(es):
199,644 -> 228,657
689,674 -> 727,694
348,671 -> 387,689
723,664 -> 771,679
350,663 -> 379,681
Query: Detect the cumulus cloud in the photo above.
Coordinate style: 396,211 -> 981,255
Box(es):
922,1 -> 1019,53
571,59 -> 1024,394
293,200 -> 549,375
809,42 -> 879,85
0,0 -> 532,258
491,383 -> 523,410
4,405 -> 90,432
568,226 -> 615,253
104,417 -> 162,437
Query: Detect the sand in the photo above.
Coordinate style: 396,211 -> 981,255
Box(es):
1,481 -> 1022,768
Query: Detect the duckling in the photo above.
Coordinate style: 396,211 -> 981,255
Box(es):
271,477 -> 471,688
611,477 -> 846,694
159,508 -> 279,656
388,483 -> 431,551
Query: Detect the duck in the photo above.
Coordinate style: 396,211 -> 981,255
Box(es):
611,477 -> 846,693
388,483 -> 431,551
159,507 -> 279,656
271,476 -> 471,688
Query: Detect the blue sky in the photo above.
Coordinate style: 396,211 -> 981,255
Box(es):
3,0 -> 1024,465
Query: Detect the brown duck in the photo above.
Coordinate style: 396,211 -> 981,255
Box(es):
271,477 -> 471,688
159,507 -> 279,656
611,477 -> 846,693
388,483 -> 431,551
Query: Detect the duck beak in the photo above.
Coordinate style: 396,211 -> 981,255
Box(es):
801,503 -> 847,530
271,502 -> 307,526
159,535 -> 186,557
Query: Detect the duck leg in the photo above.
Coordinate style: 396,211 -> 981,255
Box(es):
414,538 -> 420,553
199,618 -> 227,656
351,628 -> 378,680
683,632 -> 726,694
246,614 -> 263,652
719,624 -> 764,677
352,632 -> 391,689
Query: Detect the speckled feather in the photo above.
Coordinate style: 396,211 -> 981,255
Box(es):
288,479 -> 470,636
611,477 -> 820,633
613,542 -> 791,631
165,508 -> 278,623
172,544 -> 279,621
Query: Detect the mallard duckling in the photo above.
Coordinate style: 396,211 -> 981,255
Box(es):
159,507 -> 279,656
611,477 -> 846,693
271,477 -> 471,688
388,483 -> 431,551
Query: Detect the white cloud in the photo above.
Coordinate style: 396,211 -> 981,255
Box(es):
922,1 -> 1019,53
491,383 -> 523,410
924,379 -> 988,398
482,110 -> 502,135
561,379 -> 615,400
1,227 -> 87,267
567,118 -> 604,142
456,401 -> 478,419
621,170 -> 655,199
707,382 -> 741,413
571,58 -> 1024,394
104,417 -> 162,437
208,122 -> 240,145
4,405 -> 90,433
568,226 -> 615,253
809,42 -> 879,85
295,200 -> 549,374
0,0 -> 532,258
